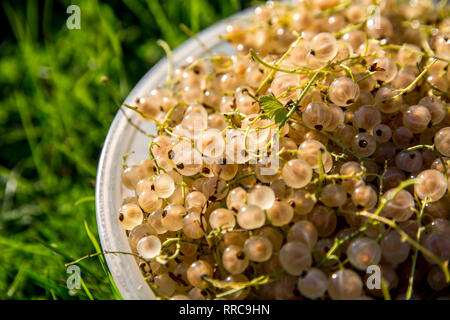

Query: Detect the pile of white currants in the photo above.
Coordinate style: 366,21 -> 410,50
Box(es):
118,0 -> 450,300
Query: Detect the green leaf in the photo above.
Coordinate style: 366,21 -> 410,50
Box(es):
259,95 -> 288,124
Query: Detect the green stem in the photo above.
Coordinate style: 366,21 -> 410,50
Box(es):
221,172 -> 256,193
339,64 -> 355,82
317,179 -> 420,267
381,278 -> 391,300
292,118 -> 367,161
380,43 -> 450,64
65,250 -> 146,268
389,59 -> 437,100
403,144 -> 448,179
156,39 -> 174,88
180,23 -> 212,55
406,198 -> 429,300
148,141 -> 166,174
279,71 -> 322,129
255,36 -> 304,95
203,271 -> 282,298
122,151 -> 134,169
315,0 -> 352,18
123,103 -> 163,127
358,210 -> 450,282
250,49 -> 313,75
119,108 -> 154,137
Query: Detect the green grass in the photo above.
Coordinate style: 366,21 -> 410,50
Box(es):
0,0 -> 253,300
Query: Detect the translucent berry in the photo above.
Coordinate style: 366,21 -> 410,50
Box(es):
414,169 -> 447,202
352,133 -> 377,157
153,173 -> 175,198
266,201 -> 294,226
435,127 -> 450,157
328,77 -> 360,106
282,159 -> 313,188
297,268 -> 328,299
380,230 -> 411,264
328,269 -> 363,300
346,237 -> 382,270
279,241 -> 312,276
244,236 -> 273,262
236,205 -> 266,230
248,185 -> 276,210
320,184 -> 347,207
209,208 -> 236,230
161,204 -> 186,231
309,33 -> 338,62
136,235 -> 161,259
287,220 -> 318,248
119,203 -> 143,230
351,184 -> 377,210
381,189 -> 415,221
187,260 -> 213,288
222,245 -> 249,274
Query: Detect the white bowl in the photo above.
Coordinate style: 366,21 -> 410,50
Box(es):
95,7 -> 255,299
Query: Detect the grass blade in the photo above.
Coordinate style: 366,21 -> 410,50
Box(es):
84,221 -> 122,300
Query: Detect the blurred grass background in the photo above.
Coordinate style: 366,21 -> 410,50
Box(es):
0,0 -> 253,300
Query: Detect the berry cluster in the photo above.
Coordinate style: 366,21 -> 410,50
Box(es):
118,0 -> 450,300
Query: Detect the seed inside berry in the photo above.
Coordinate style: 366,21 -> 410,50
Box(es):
236,251 -> 246,260
358,140 -> 368,148
202,167 -> 210,174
